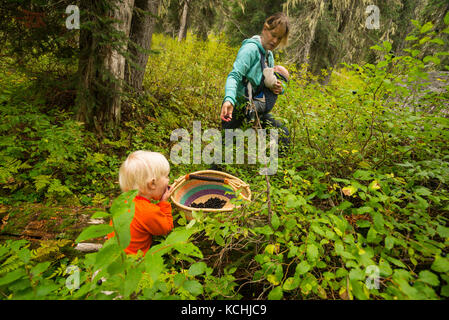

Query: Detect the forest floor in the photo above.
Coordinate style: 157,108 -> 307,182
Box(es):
0,204 -> 103,247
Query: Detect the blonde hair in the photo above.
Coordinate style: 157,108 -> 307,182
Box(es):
263,12 -> 290,48
119,151 -> 170,193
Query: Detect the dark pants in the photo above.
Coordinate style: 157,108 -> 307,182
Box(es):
221,109 -> 290,153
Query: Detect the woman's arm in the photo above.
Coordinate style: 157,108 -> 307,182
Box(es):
223,43 -> 259,107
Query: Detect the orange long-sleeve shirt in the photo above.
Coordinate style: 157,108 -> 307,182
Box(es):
108,195 -> 173,255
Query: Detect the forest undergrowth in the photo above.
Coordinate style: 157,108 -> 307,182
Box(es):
0,19 -> 449,300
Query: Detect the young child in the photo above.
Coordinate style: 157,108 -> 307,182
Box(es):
247,65 -> 289,121
108,150 -> 173,255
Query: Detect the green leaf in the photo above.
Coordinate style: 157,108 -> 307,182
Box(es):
371,211 -> 385,232
183,280 -> 203,296
307,243 -> 319,262
296,260 -> 311,276
383,41 -> 392,52
370,45 -> 383,51
283,277 -> 300,291
95,242 -> 121,268
188,262 -> 207,276
165,228 -> 192,245
415,186 -> 431,196
420,22 -> 433,34
30,262 -> 51,277
267,286 -> 283,300
145,253 -> 165,281
384,235 -> 395,250
254,225 -> 274,236
271,212 -> 280,230
431,256 -> 449,273
0,269 -> 26,286
405,35 -> 418,41
124,267 -> 143,298
436,225 -> 449,238
367,227 -> 378,243
175,242 -> 203,258
75,224 -> 113,243
111,190 -> 138,247
91,211 -> 110,219
349,268 -> 364,281
444,12 -> 449,25
379,259 -> 393,277
418,270 -> 439,286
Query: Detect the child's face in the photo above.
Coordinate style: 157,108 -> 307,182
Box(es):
152,174 -> 170,201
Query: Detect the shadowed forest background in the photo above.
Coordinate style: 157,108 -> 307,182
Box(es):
0,0 -> 448,300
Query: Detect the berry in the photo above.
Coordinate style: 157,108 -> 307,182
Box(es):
191,197 -> 227,209
442,252 -> 447,257
409,281 -> 414,286
354,239 -> 358,244
97,279 -> 102,286
362,242 -> 367,248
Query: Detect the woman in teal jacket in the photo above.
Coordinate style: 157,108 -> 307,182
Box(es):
220,12 -> 290,148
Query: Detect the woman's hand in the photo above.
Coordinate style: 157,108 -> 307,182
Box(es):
220,101 -> 234,122
271,80 -> 283,95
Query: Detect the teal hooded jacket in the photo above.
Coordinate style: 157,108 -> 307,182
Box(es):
223,35 -> 275,108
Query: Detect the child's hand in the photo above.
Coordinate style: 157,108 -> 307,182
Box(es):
161,185 -> 172,202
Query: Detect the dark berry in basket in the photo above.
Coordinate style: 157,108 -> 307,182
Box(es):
191,197 -> 227,209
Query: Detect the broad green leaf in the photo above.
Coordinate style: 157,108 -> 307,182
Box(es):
445,11 -> 449,25
371,211 -> 385,232
436,224 -> 449,238
349,268 -> 364,281
91,211 -> 110,219
75,224 -> 113,243
188,262 -> 207,276
30,262 -> 51,277
0,269 -> 26,286
367,227 -> 378,243
254,225 -> 274,236
296,260 -> 311,276
418,270 -> 439,286
124,267 -> 143,298
350,279 -> 369,300
431,256 -> 449,273
165,228 -> 192,245
145,253 -> 165,281
420,22 -> 433,34
267,286 -> 283,300
307,243 -> 319,262
283,277 -> 300,291
379,259 -> 393,277
110,190 -> 138,249
384,235 -> 395,250
175,242 -> 203,258
382,41 -> 392,52
183,280 -> 203,296
95,242 -> 121,268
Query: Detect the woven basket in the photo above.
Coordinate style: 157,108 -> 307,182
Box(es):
170,170 -> 251,220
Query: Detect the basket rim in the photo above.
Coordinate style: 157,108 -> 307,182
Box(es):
170,170 -> 251,212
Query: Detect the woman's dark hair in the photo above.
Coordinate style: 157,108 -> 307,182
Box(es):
263,12 -> 289,48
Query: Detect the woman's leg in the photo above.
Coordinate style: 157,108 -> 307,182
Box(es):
260,112 -> 290,154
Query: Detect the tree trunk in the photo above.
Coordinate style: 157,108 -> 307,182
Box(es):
178,0 -> 190,42
103,0 -> 135,126
76,0 -> 135,134
125,0 -> 160,92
